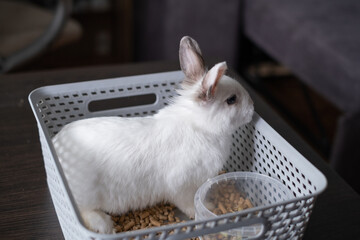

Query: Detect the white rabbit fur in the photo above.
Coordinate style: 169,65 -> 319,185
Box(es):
52,36 -> 254,234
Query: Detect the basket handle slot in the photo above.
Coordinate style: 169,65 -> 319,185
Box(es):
87,93 -> 157,113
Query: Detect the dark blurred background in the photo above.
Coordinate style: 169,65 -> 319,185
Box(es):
2,0 -> 358,192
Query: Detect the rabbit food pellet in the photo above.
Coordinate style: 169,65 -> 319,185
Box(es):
111,202 -> 184,233
206,180 -> 254,215
111,171 -> 230,234
111,202 -> 200,240
110,173 -> 253,240
201,180 -> 256,240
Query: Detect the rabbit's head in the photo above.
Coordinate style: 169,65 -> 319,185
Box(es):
178,36 -> 254,134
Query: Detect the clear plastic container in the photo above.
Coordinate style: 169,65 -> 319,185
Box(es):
194,172 -> 293,239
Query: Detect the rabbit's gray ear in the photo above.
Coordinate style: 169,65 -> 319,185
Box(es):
179,36 -> 206,85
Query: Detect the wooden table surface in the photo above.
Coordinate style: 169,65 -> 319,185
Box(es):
1,61 -> 359,239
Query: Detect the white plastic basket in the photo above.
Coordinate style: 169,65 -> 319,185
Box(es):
29,71 -> 327,240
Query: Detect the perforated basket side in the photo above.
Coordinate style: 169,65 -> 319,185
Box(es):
37,125 -> 89,239
226,114 -> 326,197
223,113 -> 326,239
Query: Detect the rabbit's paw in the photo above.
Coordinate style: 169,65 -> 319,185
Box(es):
183,206 -> 195,219
173,196 -> 195,219
81,209 -> 115,234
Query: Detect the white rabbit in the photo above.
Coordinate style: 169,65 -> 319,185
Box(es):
52,36 -> 254,234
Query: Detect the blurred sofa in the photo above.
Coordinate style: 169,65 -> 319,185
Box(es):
244,0 -> 360,193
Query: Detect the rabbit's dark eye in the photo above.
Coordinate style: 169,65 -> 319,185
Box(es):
226,94 -> 237,105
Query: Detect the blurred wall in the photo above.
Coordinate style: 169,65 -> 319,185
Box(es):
134,0 -> 242,68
